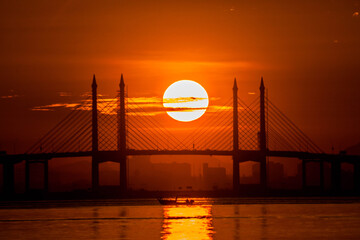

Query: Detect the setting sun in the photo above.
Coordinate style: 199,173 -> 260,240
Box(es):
163,80 -> 209,122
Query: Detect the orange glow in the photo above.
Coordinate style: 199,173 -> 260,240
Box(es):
162,205 -> 214,240
1,0 -> 359,191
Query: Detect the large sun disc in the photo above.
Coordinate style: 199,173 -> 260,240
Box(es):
163,80 -> 209,122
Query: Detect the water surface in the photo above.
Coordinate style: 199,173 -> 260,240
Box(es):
0,198 -> 360,239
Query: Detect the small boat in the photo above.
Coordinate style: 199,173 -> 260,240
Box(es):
158,197 -> 194,205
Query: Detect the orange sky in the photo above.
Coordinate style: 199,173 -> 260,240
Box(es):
0,0 -> 360,154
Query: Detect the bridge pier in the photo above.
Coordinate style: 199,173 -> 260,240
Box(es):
302,160 -> 307,190
43,159 -> 49,193
331,160 -> 341,193
354,162 -> 360,193
120,156 -> 127,192
3,163 -> 15,195
260,155 -> 267,191
25,160 -> 30,192
233,156 -> 240,192
92,156 -> 99,192
319,160 -> 324,190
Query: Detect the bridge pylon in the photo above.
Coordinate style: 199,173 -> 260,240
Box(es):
259,77 -> 267,191
118,74 -> 127,192
233,78 -> 240,192
91,74 -> 99,192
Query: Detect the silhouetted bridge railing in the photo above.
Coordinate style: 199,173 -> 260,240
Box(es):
3,150 -> 360,163
1,75 -> 360,195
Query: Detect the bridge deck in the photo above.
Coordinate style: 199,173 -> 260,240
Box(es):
1,150 -> 359,164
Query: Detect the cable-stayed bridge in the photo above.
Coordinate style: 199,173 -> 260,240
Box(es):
1,75 -> 360,195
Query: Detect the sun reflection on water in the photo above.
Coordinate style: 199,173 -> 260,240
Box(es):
161,205 -> 214,240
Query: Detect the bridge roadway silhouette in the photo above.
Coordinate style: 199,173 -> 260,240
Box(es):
1,75 -> 360,196
4,150 -> 360,163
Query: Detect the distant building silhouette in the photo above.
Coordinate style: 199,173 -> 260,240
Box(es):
129,156 -> 192,191
203,163 -> 228,190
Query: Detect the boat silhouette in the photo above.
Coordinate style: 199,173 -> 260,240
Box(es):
158,197 -> 194,205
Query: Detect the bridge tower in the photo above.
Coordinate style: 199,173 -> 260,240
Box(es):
259,77 -> 267,190
91,74 -> 99,192
233,78 -> 240,192
118,74 -> 127,192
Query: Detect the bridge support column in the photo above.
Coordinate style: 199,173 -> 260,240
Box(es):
331,160 -> 341,193
92,156 -> 99,192
232,78 -> 240,192
43,159 -> 48,193
3,163 -> 15,195
302,160 -> 307,190
120,156 -> 127,192
260,156 -> 267,191
354,162 -> 360,193
92,74 -> 99,192
233,156 -> 240,192
25,160 -> 30,193
319,160 -> 324,190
